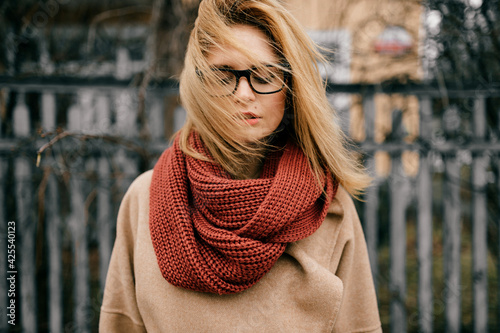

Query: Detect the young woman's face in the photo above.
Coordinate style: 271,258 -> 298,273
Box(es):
206,25 -> 286,142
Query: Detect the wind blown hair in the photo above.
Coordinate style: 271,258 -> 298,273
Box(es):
178,0 -> 371,197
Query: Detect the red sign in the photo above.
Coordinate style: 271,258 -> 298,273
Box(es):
374,26 -> 413,56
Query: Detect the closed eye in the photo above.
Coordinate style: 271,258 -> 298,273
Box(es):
253,75 -> 275,84
252,66 -> 281,84
213,70 -> 234,85
220,76 -> 233,85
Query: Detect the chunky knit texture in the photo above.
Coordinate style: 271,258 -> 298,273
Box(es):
149,133 -> 337,294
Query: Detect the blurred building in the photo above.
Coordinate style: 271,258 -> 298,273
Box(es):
286,0 -> 423,176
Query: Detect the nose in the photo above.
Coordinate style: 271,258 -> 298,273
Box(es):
234,77 -> 255,102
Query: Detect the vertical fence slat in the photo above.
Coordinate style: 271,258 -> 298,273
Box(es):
148,94 -> 164,141
6,30 -> 15,75
418,96 -> 433,333
164,95 -> 177,141
362,92 -> 377,289
81,90 -> 95,133
67,94 -> 90,333
115,86 -> 139,191
497,155 -> 500,332
69,175 -> 90,333
98,158 -> 112,292
0,88 -> 8,137
13,92 -> 30,137
0,159 -> 7,330
364,157 -> 379,290
14,92 -> 37,333
472,96 -> 488,333
41,92 -> 56,130
47,174 -> 63,333
41,90 -> 63,332
115,90 -> 137,138
363,93 -> 375,142
96,95 -> 112,292
0,90 -> 9,331
96,94 -> 111,135
390,155 -> 409,333
471,154 -> 488,331
444,155 -> 461,333
173,104 -> 187,134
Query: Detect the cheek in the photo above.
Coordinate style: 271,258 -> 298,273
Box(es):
267,93 -> 286,122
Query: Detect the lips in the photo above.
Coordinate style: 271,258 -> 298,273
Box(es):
239,112 -> 261,125
241,112 -> 260,119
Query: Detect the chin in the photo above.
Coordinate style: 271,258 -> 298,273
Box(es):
235,129 -> 272,143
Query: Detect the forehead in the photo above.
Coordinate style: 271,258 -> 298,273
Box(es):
206,25 -> 277,68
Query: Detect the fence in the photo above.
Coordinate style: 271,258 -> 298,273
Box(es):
0,77 -> 499,332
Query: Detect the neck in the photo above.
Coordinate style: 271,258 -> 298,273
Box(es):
240,154 -> 264,179
236,134 -> 287,179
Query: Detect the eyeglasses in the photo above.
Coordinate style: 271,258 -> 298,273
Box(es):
198,64 -> 289,97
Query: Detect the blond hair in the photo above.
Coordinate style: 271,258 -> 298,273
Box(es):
178,0 -> 371,198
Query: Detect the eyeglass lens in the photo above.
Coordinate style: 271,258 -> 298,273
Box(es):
207,66 -> 286,96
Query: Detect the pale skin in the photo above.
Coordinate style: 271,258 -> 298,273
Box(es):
206,24 -> 287,179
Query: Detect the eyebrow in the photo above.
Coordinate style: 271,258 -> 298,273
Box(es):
211,65 -> 233,70
210,63 -> 277,70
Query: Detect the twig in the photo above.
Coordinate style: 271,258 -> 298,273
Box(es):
36,131 -> 152,167
37,131 -> 72,167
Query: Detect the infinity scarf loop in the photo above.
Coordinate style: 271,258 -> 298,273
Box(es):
149,133 -> 337,294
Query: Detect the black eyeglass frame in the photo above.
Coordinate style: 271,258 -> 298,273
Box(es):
197,63 -> 291,96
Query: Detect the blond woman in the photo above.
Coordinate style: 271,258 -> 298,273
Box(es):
100,0 -> 381,332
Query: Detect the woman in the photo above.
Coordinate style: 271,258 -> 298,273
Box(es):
100,0 -> 382,332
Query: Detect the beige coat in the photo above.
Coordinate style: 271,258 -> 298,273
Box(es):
99,170 -> 382,332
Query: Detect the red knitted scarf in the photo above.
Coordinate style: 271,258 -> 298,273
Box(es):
149,133 -> 337,294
